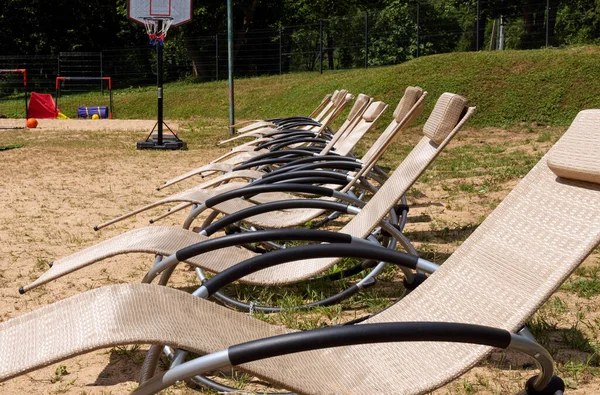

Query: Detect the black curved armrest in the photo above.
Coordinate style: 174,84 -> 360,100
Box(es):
260,155 -> 353,176
240,150 -> 317,166
268,137 -> 330,152
230,157 -> 297,170
204,184 -> 337,209
139,321 -> 561,395
236,154 -> 348,172
201,243 -> 419,295
250,170 -> 351,186
271,177 -> 349,186
177,230 -> 354,263
276,119 -> 322,129
230,321 -> 511,364
262,130 -> 318,139
254,136 -> 330,152
277,160 -> 364,174
201,199 -> 352,236
270,115 -> 311,122
144,229 -> 363,284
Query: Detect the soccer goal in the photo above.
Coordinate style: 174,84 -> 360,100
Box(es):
55,76 -> 114,119
0,69 -> 28,118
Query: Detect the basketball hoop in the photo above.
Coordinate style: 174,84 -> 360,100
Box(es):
129,0 -> 192,150
142,17 -> 173,45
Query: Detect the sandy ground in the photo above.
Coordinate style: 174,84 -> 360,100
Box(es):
0,118 -> 177,132
0,121 -> 598,394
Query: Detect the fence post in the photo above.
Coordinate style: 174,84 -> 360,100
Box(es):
545,0 -> 550,47
227,0 -> 235,135
476,0 -> 480,51
216,34 -> 219,81
319,20 -> 323,74
364,12 -> 369,68
416,2 -> 420,58
100,52 -> 104,95
279,26 -> 283,75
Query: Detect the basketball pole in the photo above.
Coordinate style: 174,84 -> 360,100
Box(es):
157,41 -> 164,146
136,18 -> 186,150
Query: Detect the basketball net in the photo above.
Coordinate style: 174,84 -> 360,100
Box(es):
142,17 -> 173,46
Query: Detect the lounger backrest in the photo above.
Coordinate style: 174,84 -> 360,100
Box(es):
313,89 -> 345,122
357,86 -> 426,170
245,94 -> 473,285
360,109 -> 600,393
340,93 -> 472,239
311,92 -> 353,138
308,93 -> 333,118
319,94 -> 372,154
321,101 -> 388,156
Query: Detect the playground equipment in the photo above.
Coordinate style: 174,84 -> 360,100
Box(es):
28,92 -> 61,119
55,77 -> 114,119
129,0 -> 191,150
0,69 -> 28,119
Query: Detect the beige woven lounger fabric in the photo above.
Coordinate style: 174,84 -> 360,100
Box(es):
231,90 -> 340,135
109,89 -> 424,229
23,94 -> 472,292
215,93 -> 371,159
215,90 -> 351,152
101,98 -> 389,228
230,92 -> 333,134
159,93 -> 354,189
149,89 -> 425,219
3,111 -> 600,392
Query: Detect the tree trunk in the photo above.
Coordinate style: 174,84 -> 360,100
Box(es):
547,0 -> 559,46
327,35 -> 334,70
184,35 -> 209,79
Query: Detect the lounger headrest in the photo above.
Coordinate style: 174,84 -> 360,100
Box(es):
363,101 -> 387,122
332,90 -> 349,106
423,93 -> 468,144
348,94 -> 370,121
393,86 -> 423,122
547,109 -> 600,185
331,90 -> 340,102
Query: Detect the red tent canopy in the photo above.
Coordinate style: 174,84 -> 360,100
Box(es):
28,92 -> 59,119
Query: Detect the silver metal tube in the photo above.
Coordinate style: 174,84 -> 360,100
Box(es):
518,326 -> 537,342
183,203 -> 208,230
133,350 -> 231,395
195,267 -> 208,282
142,254 -> 180,284
509,334 -> 555,391
416,258 -> 438,274
170,350 -> 188,368
347,206 -> 361,215
357,261 -> 387,287
192,285 -> 209,298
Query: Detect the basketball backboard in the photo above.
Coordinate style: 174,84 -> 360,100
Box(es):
128,0 -> 193,27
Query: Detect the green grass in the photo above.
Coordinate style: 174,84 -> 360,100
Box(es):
0,144 -> 24,151
1,46 -> 599,127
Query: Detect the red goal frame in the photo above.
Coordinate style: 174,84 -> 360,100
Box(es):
0,69 -> 28,118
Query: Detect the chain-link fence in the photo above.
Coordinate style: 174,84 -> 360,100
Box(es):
1,1 -> 598,96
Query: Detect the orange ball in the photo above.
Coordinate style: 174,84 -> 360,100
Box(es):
26,118 -> 38,128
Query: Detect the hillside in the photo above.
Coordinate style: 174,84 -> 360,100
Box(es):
2,46 -> 600,128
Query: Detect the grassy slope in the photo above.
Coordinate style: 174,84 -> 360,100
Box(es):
2,46 -> 600,127
112,46 -> 600,127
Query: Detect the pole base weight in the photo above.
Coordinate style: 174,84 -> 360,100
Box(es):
137,140 -> 187,150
